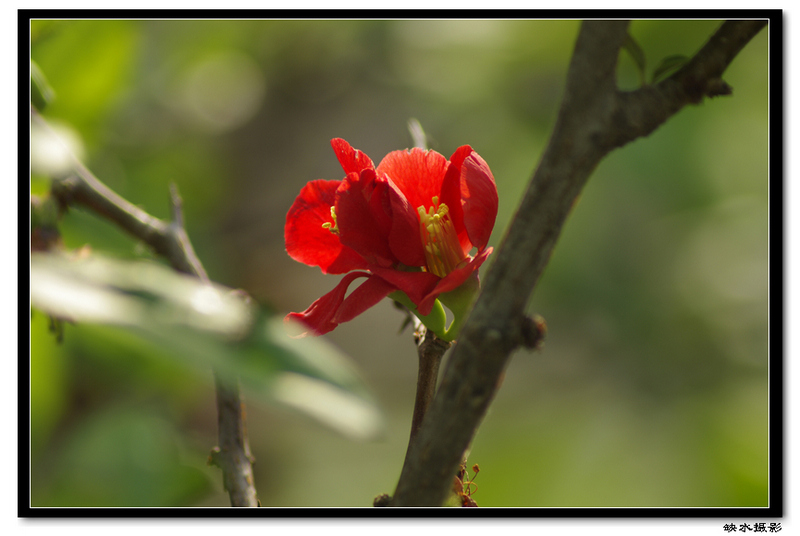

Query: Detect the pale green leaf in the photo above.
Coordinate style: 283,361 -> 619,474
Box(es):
30,252 -> 384,440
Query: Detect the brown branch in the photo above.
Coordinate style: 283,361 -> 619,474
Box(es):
390,19 -> 768,506
36,109 -> 259,507
609,20 -> 769,149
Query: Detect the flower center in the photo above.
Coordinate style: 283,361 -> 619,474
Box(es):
418,196 -> 465,278
321,206 -> 339,235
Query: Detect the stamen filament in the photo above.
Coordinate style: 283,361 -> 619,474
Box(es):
418,197 -> 465,278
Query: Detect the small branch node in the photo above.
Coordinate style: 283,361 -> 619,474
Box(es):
373,493 -> 392,507
207,447 -> 223,468
706,78 -> 733,98
520,314 -> 547,350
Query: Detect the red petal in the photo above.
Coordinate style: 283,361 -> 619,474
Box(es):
285,271 -> 371,336
368,174 -> 394,238
285,179 -> 369,274
331,138 -> 374,175
335,171 -> 395,267
376,148 -> 449,216
333,274 -> 396,324
440,145 -> 473,253
459,151 -> 498,251
368,266 -> 441,315
382,177 -> 427,268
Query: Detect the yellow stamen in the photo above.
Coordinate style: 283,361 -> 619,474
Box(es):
322,206 -> 339,234
417,197 -> 465,278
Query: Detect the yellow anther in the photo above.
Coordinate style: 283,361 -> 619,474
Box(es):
417,197 -> 465,278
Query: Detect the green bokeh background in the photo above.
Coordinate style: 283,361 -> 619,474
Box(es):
29,19 -> 769,507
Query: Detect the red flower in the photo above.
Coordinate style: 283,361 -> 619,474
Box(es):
285,138 -> 498,337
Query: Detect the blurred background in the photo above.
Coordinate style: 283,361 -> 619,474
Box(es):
29,19 -> 769,507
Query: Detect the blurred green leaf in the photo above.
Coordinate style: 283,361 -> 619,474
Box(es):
30,252 -> 254,337
30,20 -> 139,141
652,54 -> 690,83
30,60 -> 55,111
141,316 -> 385,441
38,408 -> 211,506
622,33 -> 647,86
30,252 -> 384,440
252,318 -> 384,439
30,312 -> 68,458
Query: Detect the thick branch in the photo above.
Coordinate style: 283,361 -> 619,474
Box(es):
391,19 -> 767,506
36,110 -> 259,507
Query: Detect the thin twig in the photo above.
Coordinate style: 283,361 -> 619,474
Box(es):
210,375 -> 258,507
405,326 -> 450,451
396,325 -> 451,503
35,109 -> 259,507
390,19 -> 768,506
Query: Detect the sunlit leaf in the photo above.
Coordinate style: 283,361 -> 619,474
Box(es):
30,118 -> 85,178
30,252 -> 254,338
142,317 -> 385,440
270,372 -> 383,441
267,318 -> 373,396
30,251 -> 384,440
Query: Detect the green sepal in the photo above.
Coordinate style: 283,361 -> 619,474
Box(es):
438,272 -> 481,341
390,272 -> 481,342
390,291 -> 448,340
